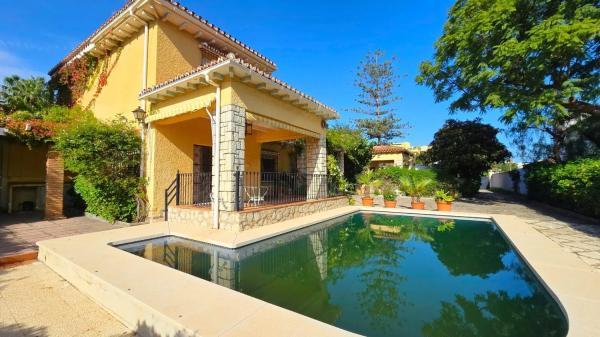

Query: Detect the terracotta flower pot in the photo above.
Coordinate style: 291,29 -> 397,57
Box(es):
436,201 -> 452,212
384,200 -> 397,208
411,201 -> 425,210
362,197 -> 374,206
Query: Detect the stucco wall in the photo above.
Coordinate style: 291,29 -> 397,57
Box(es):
0,141 -> 48,211
228,80 -> 324,135
147,116 -> 212,216
244,134 -> 261,173
79,26 -> 153,122
155,21 -> 202,83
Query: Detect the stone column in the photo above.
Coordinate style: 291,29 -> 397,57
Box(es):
214,104 -> 245,212
44,150 -> 64,220
305,134 -> 327,200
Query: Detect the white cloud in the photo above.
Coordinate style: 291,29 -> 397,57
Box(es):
0,49 -> 47,80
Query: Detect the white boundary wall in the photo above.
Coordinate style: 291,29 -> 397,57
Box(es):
488,168 -> 528,195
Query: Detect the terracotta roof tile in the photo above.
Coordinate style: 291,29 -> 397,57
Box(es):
49,0 -> 275,75
139,56 -> 337,116
372,145 -> 410,155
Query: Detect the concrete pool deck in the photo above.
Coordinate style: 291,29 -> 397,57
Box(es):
37,206 -> 600,337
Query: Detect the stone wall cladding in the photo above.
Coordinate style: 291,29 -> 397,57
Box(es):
168,196 -> 348,232
305,134 -> 327,199
44,151 -> 64,220
215,104 -> 246,212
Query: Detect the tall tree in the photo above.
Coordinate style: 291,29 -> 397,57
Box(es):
351,50 -> 408,144
417,0 -> 600,162
424,119 -> 511,197
0,75 -> 51,113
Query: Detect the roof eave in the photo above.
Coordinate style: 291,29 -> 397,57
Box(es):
48,0 -> 276,75
139,59 -> 337,120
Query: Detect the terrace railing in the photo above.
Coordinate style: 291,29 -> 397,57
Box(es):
234,171 -> 342,210
164,171 -> 342,219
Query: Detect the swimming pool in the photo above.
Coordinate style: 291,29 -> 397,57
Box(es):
116,212 -> 567,337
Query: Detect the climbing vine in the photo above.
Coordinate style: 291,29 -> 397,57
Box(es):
54,46 -> 122,108
56,54 -> 98,106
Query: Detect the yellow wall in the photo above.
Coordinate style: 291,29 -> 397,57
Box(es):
80,26 -> 155,122
228,80 -> 325,135
6,142 -> 47,183
0,140 -> 48,211
155,21 -> 202,83
147,116 -> 212,215
245,134 -> 261,173
78,19 -> 206,122
370,153 -> 408,168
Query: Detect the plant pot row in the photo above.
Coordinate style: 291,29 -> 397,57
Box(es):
361,197 -> 453,211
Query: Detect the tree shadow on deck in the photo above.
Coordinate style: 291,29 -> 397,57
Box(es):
0,323 -> 48,337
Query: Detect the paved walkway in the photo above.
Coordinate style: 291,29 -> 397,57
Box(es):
0,262 -> 134,337
390,190 -> 600,271
0,213 -> 123,259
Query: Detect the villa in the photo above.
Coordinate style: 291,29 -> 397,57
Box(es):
369,142 -> 430,169
49,0 -> 344,230
4,1 -> 593,337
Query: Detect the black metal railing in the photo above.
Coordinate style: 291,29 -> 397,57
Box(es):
164,172 -> 212,220
164,173 -> 179,221
164,171 -> 342,217
234,171 -> 342,210
177,172 -> 212,207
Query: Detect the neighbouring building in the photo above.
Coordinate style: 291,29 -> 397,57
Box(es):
49,0 -> 343,230
369,142 -> 430,169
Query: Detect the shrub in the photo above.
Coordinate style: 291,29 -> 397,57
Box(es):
525,159 -> 600,218
53,117 -> 142,222
374,167 -> 438,196
423,119 -> 510,197
326,126 -> 373,183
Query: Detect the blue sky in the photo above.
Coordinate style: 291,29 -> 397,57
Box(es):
1,0 -> 511,154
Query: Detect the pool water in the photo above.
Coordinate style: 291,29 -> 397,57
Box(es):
116,213 -> 567,337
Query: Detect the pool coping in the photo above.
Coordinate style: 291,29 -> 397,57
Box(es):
37,206 -> 600,337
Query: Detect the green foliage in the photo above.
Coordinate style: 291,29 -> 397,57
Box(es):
491,162 -> 519,173
525,159 -> 600,218
326,125 -> 373,183
424,119 -> 511,197
417,0 -> 600,161
356,169 -> 382,197
0,75 -> 51,113
435,190 -> 455,203
350,50 -> 409,144
382,186 -> 397,201
53,117 -> 142,222
374,166 -> 438,196
398,175 -> 435,202
326,154 -> 349,193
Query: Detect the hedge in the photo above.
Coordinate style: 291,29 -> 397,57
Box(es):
53,117 -> 142,222
525,159 -> 600,218
373,167 -> 438,196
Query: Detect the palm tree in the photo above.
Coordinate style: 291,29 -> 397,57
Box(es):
398,175 -> 434,203
0,75 -> 51,113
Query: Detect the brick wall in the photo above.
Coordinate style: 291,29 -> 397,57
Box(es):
44,151 -> 64,220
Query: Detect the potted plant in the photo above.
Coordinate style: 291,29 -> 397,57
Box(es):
399,176 -> 434,210
435,190 -> 455,211
382,185 -> 398,208
356,169 -> 382,206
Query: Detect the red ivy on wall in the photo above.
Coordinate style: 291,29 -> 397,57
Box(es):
1,117 -> 58,148
57,54 -> 98,106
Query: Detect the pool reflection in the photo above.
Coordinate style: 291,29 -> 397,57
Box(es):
118,213 -> 567,337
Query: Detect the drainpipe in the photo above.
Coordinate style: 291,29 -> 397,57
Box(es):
142,22 -> 149,93
205,74 -> 221,229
